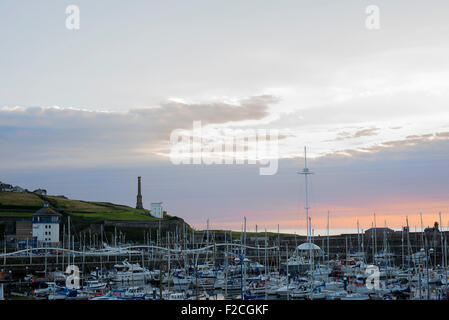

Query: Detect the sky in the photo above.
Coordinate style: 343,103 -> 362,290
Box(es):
1,1 -> 449,234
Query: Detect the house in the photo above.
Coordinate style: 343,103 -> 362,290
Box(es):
12,186 -> 25,193
0,182 -> 13,192
364,227 -> 394,238
150,202 -> 163,218
11,220 -> 33,242
32,203 -> 62,245
33,189 -> 47,195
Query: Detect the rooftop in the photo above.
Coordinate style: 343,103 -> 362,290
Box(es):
32,207 -> 62,217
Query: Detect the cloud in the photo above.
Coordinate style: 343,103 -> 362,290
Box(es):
335,127 -> 380,141
0,95 -> 278,169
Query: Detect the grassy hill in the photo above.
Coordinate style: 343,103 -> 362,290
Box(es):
0,192 -> 159,223
0,192 -> 44,210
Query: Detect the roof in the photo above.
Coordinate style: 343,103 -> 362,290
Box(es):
365,227 -> 394,233
297,242 -> 321,251
32,207 -> 62,217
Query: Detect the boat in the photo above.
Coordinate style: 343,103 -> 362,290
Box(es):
111,261 -> 152,282
82,280 -> 108,290
341,293 -> 370,300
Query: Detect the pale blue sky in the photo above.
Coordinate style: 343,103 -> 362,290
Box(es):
1,1 -> 449,232
1,0 -> 448,109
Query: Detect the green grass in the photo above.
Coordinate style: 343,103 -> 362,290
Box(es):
0,192 -> 43,207
71,211 -> 158,221
46,196 -> 118,212
0,212 -> 33,217
0,192 -> 162,222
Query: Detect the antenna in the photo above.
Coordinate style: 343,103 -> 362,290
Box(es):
298,146 -> 313,243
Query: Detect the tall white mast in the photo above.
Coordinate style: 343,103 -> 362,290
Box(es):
420,212 -> 424,249
327,210 -> 330,275
298,146 -> 313,243
374,213 -> 377,257
357,219 -> 360,253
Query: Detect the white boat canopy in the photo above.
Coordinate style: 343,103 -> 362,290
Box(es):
297,242 -> 321,251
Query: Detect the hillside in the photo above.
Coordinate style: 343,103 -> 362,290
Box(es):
0,191 -> 159,222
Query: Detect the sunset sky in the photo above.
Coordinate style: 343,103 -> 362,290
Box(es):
1,1 -> 449,234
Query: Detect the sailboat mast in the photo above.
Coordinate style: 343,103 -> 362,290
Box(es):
357,219 -> 360,253
440,212 -> 444,269
327,211 -> 330,267
374,213 -> 377,258
406,216 -> 411,268
420,212 -> 424,248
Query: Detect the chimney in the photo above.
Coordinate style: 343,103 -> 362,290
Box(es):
136,176 -> 143,209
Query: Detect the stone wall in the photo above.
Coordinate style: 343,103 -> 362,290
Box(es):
104,217 -> 189,233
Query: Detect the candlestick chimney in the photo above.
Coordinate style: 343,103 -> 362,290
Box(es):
136,176 -> 143,209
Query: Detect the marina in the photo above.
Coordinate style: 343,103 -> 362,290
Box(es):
1,148 -> 448,301
1,223 -> 449,301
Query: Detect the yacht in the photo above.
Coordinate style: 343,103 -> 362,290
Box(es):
111,261 -> 152,282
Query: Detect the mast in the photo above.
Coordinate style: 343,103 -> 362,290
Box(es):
298,146 -> 313,243
361,229 -> 364,259
440,212 -> 444,268
207,218 -> 210,247
277,224 -> 280,271
401,225 -> 405,269
243,217 -> 247,254
374,213 -> 377,259
420,212 -> 424,249
406,216 -> 411,268
309,217 -> 312,266
371,222 -> 374,263
68,216 -> 71,255
357,219 -> 360,253
327,211 -> 330,271
256,224 -> 260,264
264,229 -> 268,278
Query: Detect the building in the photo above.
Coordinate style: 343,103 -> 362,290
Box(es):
33,189 -> 47,195
150,202 -> 163,218
14,220 -> 33,241
32,203 -> 62,245
364,227 -> 394,238
12,186 -> 25,193
0,181 -> 26,193
0,182 -> 13,192
424,221 -> 441,248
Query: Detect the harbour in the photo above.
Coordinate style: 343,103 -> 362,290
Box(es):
1,150 -> 449,301
1,221 -> 449,300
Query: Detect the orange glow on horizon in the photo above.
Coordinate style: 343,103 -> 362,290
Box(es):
192,197 -> 449,234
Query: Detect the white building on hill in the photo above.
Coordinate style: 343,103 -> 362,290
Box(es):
32,203 -> 61,245
150,202 -> 163,218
